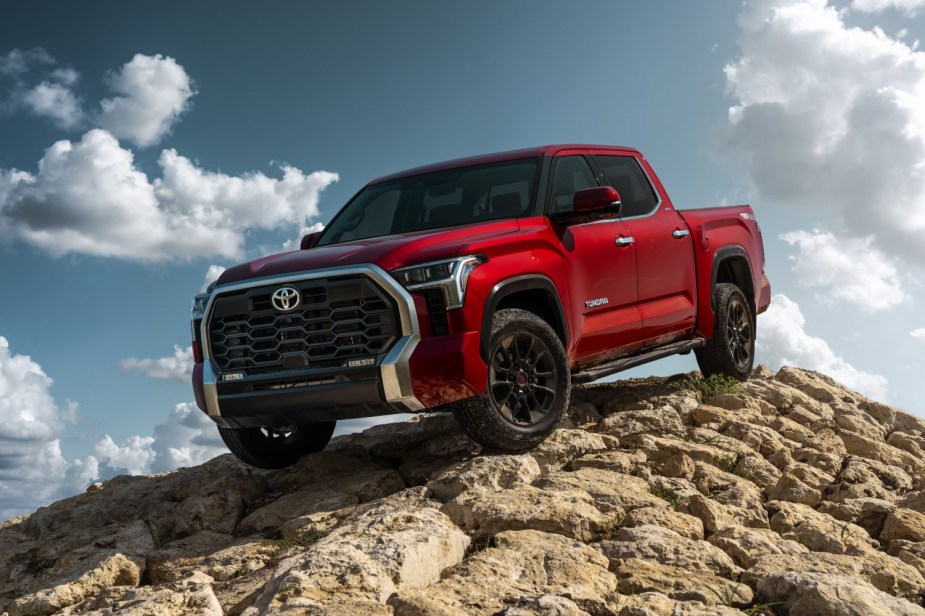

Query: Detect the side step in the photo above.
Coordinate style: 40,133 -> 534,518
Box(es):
571,338 -> 707,384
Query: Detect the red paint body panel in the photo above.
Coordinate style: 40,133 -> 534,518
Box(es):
192,145 -> 769,418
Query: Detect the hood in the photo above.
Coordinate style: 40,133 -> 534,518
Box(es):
217,220 -> 520,286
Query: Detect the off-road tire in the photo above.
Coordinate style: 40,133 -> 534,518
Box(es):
218,421 -> 336,469
452,308 -> 570,451
695,282 -> 755,380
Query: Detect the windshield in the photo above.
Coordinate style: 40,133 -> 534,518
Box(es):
316,158 -> 539,247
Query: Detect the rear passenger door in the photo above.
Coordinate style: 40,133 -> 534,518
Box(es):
590,152 -> 696,347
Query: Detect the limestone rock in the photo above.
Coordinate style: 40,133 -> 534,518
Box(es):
7,553 -> 144,616
687,493 -> 769,534
623,507 -> 704,540
599,405 -> 686,439
596,524 -> 739,578
237,468 -> 405,534
244,488 -> 469,613
816,497 -> 895,539
533,467 -> 667,513
882,508 -> 925,543
529,429 -> 611,472
614,558 -> 752,607
442,483 -> 614,542
767,501 -> 878,555
570,449 -> 647,475
426,454 -> 542,501
755,571 -> 925,616
57,572 -> 222,616
389,529 -> 619,616
743,551 -> 925,600
707,526 -> 809,568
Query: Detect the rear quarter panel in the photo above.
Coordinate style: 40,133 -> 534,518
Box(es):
678,206 -> 769,339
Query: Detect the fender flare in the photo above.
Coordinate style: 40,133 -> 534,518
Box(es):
711,245 -> 755,309
480,274 -> 569,360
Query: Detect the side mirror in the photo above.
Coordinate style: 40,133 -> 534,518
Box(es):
573,186 -> 622,215
300,231 -> 321,250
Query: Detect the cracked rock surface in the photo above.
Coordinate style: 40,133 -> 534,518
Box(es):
2,366 -> 925,615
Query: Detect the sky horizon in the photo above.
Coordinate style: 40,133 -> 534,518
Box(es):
2,0 -> 925,519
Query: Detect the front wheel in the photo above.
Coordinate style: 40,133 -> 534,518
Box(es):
695,283 -> 755,380
218,421 -> 336,469
452,308 -> 570,451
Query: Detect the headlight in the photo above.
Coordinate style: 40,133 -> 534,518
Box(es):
391,255 -> 485,309
190,293 -> 210,320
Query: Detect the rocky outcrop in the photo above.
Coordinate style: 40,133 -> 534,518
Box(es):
2,366 -> 925,615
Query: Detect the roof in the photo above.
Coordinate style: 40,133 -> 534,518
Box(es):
369,144 -> 640,184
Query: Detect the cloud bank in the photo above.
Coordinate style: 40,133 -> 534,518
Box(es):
723,0 -> 925,268
780,230 -> 908,312
0,129 -> 338,261
120,344 -> 194,381
757,294 -> 889,399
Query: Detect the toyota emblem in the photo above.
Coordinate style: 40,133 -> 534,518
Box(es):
271,286 -> 301,312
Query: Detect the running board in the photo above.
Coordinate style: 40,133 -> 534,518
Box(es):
571,338 -> 707,384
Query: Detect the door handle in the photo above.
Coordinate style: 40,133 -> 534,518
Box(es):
672,229 -> 690,239
614,236 -> 635,247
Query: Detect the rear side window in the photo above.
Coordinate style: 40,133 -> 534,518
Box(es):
593,155 -> 658,218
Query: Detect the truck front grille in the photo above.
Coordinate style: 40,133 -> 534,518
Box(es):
207,276 -> 399,375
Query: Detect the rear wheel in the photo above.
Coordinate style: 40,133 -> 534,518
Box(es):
695,283 -> 754,380
218,421 -> 336,469
452,308 -> 570,451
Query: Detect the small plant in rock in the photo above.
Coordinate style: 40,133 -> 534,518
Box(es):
704,582 -> 746,607
648,482 -> 688,511
839,522 -> 858,547
259,529 -> 326,554
744,601 -> 785,615
465,534 -> 495,557
673,373 -> 743,401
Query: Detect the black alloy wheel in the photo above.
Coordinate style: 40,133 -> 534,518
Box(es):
218,420 -> 336,469
695,282 -> 755,380
451,308 -> 570,451
488,331 -> 559,426
726,294 -> 754,372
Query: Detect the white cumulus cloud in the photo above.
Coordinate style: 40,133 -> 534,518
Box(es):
120,344 -> 194,381
0,129 -> 338,261
201,264 -> 226,292
781,230 -> 908,312
723,0 -> 925,268
0,336 -> 88,519
94,434 -> 156,476
912,327 -> 925,341
852,0 -> 925,14
98,54 -> 195,147
757,294 -> 889,399
149,403 -> 228,472
21,82 -> 83,129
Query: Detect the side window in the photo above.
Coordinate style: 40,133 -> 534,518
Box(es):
550,156 -> 598,213
593,155 -> 658,218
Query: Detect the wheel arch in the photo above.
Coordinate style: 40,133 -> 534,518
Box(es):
711,246 -> 755,312
480,275 -> 569,361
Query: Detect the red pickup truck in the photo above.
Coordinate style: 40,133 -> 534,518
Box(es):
190,145 -> 771,468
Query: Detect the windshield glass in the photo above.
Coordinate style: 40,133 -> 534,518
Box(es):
316,158 -> 538,247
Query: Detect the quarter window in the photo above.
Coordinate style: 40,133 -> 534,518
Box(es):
593,155 -> 658,218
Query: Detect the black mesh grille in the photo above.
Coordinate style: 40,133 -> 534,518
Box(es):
207,276 -> 398,374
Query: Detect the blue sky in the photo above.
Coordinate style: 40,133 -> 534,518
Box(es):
2,0 -> 925,518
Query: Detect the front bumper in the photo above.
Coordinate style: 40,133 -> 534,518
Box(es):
194,264 -> 426,429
